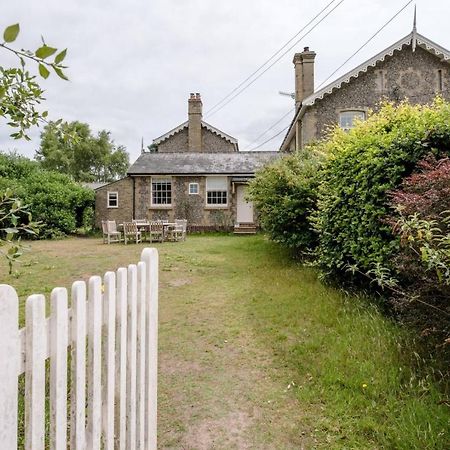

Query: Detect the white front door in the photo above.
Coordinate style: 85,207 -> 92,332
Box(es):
236,185 -> 254,223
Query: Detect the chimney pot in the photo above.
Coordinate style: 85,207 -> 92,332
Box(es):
304,46 -> 309,52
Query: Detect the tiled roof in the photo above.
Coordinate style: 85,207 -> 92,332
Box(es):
128,151 -> 280,175
152,120 -> 238,145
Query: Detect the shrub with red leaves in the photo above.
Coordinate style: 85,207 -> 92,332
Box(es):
387,154 -> 450,353
389,155 -> 450,219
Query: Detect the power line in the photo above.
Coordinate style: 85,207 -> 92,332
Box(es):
243,107 -> 295,150
247,125 -> 291,151
316,0 -> 414,90
205,0 -> 346,117
205,0 -> 340,116
247,0 -> 414,152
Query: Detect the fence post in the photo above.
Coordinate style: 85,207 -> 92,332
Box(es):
50,287 -> 68,450
102,271 -> 116,450
71,281 -> 87,450
86,276 -> 103,449
141,248 -> 159,450
0,285 -> 19,449
25,294 -> 46,450
115,267 -> 128,450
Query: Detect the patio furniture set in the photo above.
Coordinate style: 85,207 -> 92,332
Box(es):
101,219 -> 187,244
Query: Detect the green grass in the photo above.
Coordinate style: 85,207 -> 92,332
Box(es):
1,234 -> 449,449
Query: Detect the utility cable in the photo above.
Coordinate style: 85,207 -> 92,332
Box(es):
243,107 -> 295,150
205,0 -> 339,116
316,0 -> 414,90
206,0 -> 345,117
247,125 -> 291,151
248,0 -> 414,151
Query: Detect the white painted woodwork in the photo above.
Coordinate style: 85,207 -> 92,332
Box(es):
71,281 -> 87,450
87,276 -> 103,449
0,285 -> 19,449
141,248 -> 159,450
50,288 -> 68,450
25,294 -> 46,450
126,265 -> 138,449
0,248 -> 159,449
236,185 -> 254,223
115,267 -> 128,450
102,271 -> 116,450
136,262 -> 147,449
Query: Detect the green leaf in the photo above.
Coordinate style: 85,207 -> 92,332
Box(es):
0,87 -> 5,98
35,45 -> 57,59
53,66 -> 69,81
54,49 -> 67,65
38,63 -> 50,79
3,24 -> 20,43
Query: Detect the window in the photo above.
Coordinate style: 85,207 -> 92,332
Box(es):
107,191 -> 118,208
151,177 -> 172,205
339,110 -> 365,130
206,176 -> 227,206
189,182 -> 199,195
438,69 -> 444,92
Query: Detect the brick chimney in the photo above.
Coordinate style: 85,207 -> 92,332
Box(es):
293,47 -> 316,109
188,93 -> 202,152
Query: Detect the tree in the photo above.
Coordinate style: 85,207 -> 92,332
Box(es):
36,121 -> 129,182
0,23 -> 68,271
0,23 -> 68,140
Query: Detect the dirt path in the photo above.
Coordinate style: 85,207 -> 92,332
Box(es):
157,240 -> 307,449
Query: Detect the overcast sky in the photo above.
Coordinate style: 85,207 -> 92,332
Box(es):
1,0 -> 449,163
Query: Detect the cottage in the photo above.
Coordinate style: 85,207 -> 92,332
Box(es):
281,23 -> 450,151
95,94 -> 279,232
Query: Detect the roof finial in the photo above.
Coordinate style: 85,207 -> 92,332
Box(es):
141,136 -> 144,153
412,4 -> 417,52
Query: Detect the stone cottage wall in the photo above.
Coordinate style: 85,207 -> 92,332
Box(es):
133,175 -> 235,229
157,128 -> 188,153
156,128 -> 236,153
302,45 -> 450,145
95,177 -> 133,227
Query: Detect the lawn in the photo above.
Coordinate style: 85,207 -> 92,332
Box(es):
1,234 -> 449,449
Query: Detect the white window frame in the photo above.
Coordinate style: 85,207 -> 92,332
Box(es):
189,182 -> 199,195
339,110 -> 366,131
107,191 -> 118,208
206,176 -> 228,207
151,177 -> 172,206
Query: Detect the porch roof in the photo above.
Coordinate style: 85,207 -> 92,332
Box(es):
128,151 -> 280,176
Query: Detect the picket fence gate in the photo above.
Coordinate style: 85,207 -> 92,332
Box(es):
0,247 -> 159,450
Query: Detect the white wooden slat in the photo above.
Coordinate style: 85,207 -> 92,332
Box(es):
115,267 -> 128,450
70,281 -> 87,450
141,248 -> 159,450
86,276 -> 103,449
136,262 -> 147,449
25,294 -> 46,450
0,285 -> 20,449
102,271 -> 116,450
126,265 -> 138,449
50,288 -> 68,450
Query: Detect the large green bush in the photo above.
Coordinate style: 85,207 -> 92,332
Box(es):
0,152 -> 94,237
313,99 -> 450,279
247,147 -> 324,252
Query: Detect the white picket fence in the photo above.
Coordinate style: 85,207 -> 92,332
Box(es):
0,247 -> 159,450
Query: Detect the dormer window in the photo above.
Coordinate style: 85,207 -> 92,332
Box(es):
339,110 -> 366,130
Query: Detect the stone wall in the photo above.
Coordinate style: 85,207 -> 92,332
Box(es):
201,129 -> 236,152
136,175 -> 236,227
95,177 -> 133,227
157,127 -> 236,153
157,128 -> 188,153
302,45 -> 450,145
